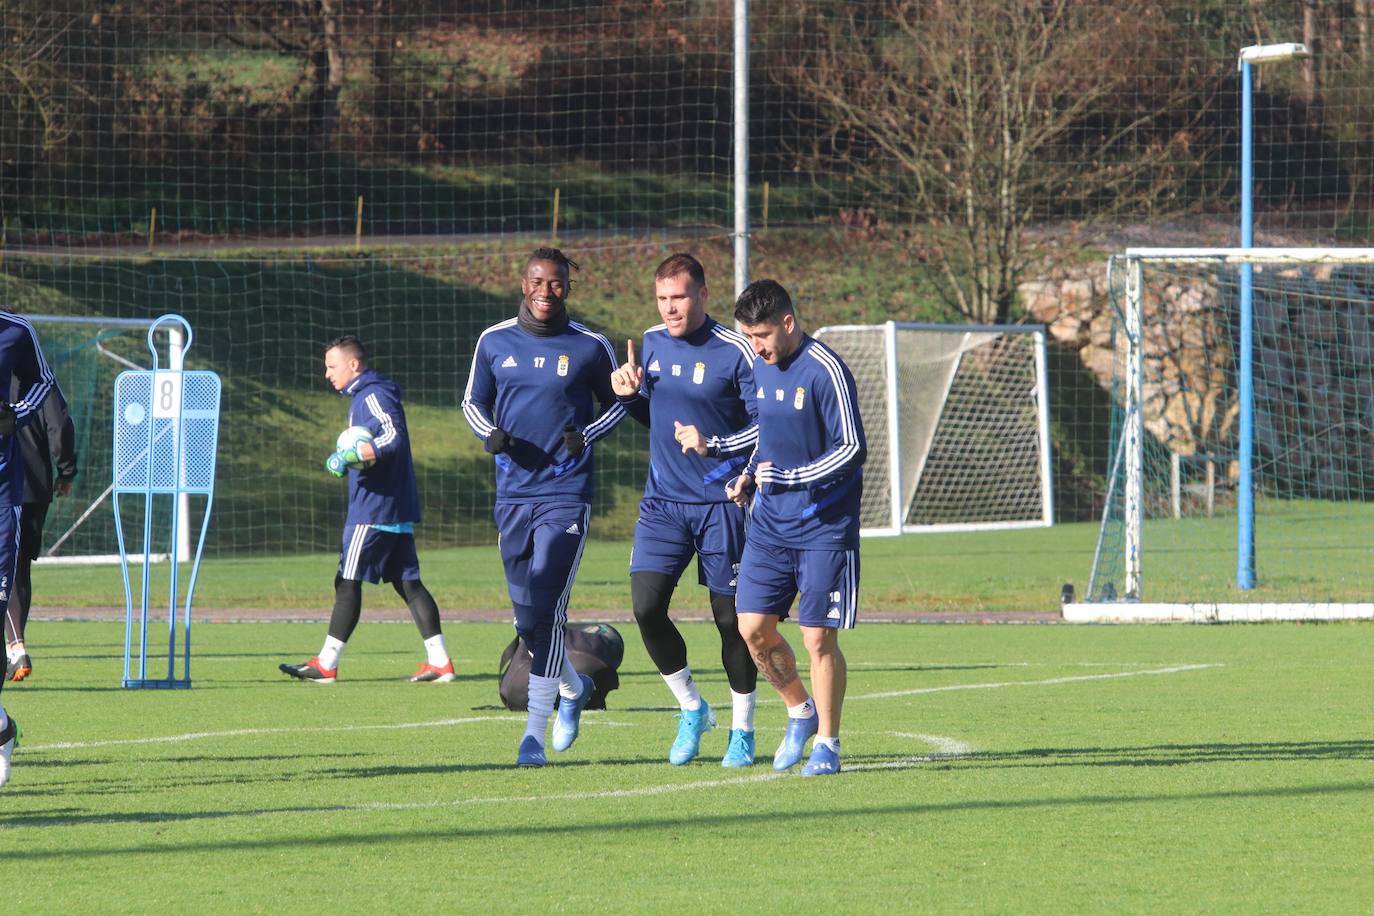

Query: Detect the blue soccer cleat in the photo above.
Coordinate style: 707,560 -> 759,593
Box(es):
772,713 -> 818,771
720,728 -> 755,768
669,700 -> 716,765
800,743 -> 841,776
551,673 -> 595,752
516,735 -> 547,768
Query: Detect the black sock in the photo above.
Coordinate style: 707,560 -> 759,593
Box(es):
328,576 -> 363,642
394,579 -> 442,640
711,590 -> 757,694
632,571 -> 686,675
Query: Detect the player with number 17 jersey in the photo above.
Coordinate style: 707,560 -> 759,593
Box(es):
462,248 -> 625,769
463,325 -> 622,503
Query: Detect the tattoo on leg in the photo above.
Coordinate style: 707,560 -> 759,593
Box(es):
753,645 -> 799,692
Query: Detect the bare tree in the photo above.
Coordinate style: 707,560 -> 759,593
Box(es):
0,2 -> 114,201
1299,0 -> 1319,105
1355,0 -> 1370,64
786,0 -> 1223,324
215,0 -> 347,154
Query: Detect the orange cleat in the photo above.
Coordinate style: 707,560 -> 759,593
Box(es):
5,654 -> 30,683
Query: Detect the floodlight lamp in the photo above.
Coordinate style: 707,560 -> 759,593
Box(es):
1238,43 -> 1310,69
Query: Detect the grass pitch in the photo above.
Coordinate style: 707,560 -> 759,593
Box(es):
4,620 -> 1372,910
32,525 -> 1099,614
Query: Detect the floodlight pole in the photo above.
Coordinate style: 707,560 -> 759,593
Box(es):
732,0 -> 749,300
1236,43 -> 1308,591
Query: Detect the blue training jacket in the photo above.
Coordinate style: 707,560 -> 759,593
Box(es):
341,368 -> 420,526
742,335 -> 866,550
625,316 -> 758,503
462,316 -> 625,503
0,312 -> 57,509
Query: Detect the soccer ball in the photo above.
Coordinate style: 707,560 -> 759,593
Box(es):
336,425 -> 376,469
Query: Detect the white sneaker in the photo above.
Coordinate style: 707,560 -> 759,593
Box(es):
0,715 -> 18,788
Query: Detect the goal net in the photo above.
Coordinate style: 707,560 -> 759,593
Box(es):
2,250 -> 652,559
812,322 -> 1052,536
22,316 -> 179,563
1070,248 -> 1374,622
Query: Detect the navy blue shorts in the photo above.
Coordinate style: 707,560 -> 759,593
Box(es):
494,501 -> 591,609
735,542 -> 859,629
630,498 -> 746,593
0,505 -> 19,618
337,525 -> 421,584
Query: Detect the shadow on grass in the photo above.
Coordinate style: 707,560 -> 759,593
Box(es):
3,752 -> 608,803
6,771 -> 1374,857
940,740 -> 1374,770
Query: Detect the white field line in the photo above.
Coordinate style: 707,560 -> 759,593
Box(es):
2,730 -> 967,829
25,716 -> 525,752
6,666 -> 1218,824
844,661 -> 1214,669
887,732 -> 976,757
852,663 -> 1220,701
24,664 -> 1219,754
278,731 -> 980,814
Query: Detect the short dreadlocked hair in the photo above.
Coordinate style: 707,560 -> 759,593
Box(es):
525,247 -> 580,276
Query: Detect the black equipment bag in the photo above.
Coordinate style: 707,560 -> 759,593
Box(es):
498,623 -> 624,711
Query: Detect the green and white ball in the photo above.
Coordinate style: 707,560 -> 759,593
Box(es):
336,425 -> 377,469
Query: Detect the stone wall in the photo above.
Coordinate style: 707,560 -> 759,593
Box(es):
1021,261 -> 1374,499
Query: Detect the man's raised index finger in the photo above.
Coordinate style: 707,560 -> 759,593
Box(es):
627,339 -> 637,368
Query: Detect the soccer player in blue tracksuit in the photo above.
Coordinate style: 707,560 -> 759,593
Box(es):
5,367 -> 77,684
463,247 -> 626,768
0,310 -> 57,788
610,253 -> 760,767
725,280 -> 865,776
280,335 -> 455,685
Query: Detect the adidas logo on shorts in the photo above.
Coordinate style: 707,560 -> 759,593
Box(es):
565,523 -> 581,535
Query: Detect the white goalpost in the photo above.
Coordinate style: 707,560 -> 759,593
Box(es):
1066,248 -> 1374,622
813,321 -> 1053,536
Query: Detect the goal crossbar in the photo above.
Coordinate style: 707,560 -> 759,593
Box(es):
1123,246 -> 1374,262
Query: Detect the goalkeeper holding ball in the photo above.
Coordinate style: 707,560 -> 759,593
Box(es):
279,335 -> 455,684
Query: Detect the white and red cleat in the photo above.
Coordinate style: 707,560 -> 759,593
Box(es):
409,659 -> 456,683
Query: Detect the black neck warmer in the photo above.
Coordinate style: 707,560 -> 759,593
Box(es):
517,300 -> 570,337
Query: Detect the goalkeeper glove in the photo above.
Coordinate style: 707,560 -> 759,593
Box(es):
562,424 -> 586,458
324,451 -> 349,478
484,427 -> 512,455
0,402 -> 14,437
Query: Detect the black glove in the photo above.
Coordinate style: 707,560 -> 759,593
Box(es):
0,402 -> 15,437
562,424 -> 586,458
484,427 -> 512,455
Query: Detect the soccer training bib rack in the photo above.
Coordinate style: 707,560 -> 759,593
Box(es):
113,314 -> 221,688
